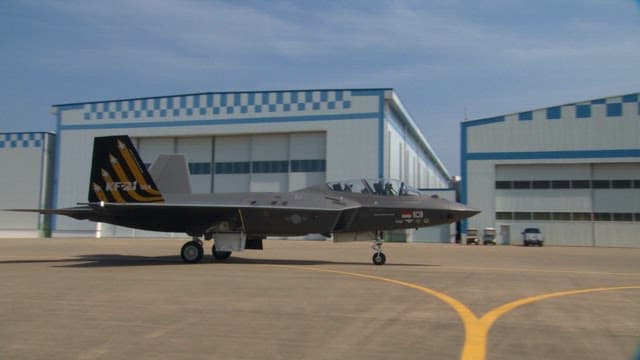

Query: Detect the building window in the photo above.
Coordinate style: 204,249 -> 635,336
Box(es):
571,180 -> 590,189
514,212 -> 532,220
291,159 -> 326,172
606,103 -> 622,117
576,104 -> 591,118
513,181 -> 531,189
252,161 -> 289,173
552,212 -> 571,221
495,181 -> 512,189
215,162 -> 250,174
551,180 -> 570,189
546,106 -> 562,120
592,180 -> 610,189
496,212 -> 513,220
613,213 -> 633,222
533,212 -> 551,220
612,180 -> 632,189
633,180 -> 640,188
593,213 -> 611,221
532,180 -> 551,189
572,213 -> 592,221
188,162 -> 211,175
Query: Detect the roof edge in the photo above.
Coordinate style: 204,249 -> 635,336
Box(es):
51,88 -> 394,108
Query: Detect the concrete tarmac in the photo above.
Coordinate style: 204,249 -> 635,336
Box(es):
0,238 -> 638,360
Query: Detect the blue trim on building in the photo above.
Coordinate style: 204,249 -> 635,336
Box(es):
576,104 -> 591,119
460,122 -> 469,233
467,149 -> 640,161
462,116 -> 505,127
607,103 -> 622,117
0,132 -> 52,149
59,112 -> 381,131
377,91 -> 385,178
546,106 -> 562,120
65,89 -> 388,123
518,111 -> 532,121
52,112 -> 62,230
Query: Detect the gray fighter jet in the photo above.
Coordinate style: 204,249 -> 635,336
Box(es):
12,136 -> 479,265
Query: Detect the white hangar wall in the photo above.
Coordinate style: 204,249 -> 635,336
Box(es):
51,88 -> 451,238
462,92 -> 640,247
0,132 -> 55,237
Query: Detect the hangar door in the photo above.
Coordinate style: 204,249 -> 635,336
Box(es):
214,132 -> 326,193
135,133 -> 326,195
494,163 -> 640,247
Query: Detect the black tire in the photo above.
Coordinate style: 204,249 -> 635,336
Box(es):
372,252 -> 386,265
181,241 -> 204,263
212,245 -> 232,260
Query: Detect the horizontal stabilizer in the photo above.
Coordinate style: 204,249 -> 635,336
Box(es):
5,206 -> 95,220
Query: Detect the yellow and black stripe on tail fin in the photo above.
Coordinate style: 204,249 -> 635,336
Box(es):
88,136 -> 164,203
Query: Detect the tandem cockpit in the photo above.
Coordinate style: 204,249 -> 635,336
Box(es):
326,178 -> 421,197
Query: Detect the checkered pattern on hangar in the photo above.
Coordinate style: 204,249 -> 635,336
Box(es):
82,90 -> 354,121
0,133 -> 46,149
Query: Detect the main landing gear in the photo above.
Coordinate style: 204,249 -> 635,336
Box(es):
180,238 -> 204,263
180,236 -> 232,263
371,231 -> 386,265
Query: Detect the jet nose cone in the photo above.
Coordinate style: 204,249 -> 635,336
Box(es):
452,204 -> 480,221
460,207 -> 481,219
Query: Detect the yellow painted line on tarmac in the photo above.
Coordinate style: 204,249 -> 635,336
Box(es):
272,265 -> 640,360
463,285 -> 640,360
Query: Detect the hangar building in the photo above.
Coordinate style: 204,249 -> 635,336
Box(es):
0,132 -> 56,237
462,92 -> 640,247
51,88 -> 452,239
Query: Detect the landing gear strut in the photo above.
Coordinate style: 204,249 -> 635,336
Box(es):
371,231 -> 386,265
181,237 -> 204,263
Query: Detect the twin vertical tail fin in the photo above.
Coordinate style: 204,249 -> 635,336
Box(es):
88,136 -> 164,203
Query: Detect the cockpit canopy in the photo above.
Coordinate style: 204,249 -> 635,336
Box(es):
326,178 -> 421,196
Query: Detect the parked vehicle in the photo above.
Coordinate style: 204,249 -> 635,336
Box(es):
483,227 -> 497,245
466,228 -> 479,245
522,227 -> 544,246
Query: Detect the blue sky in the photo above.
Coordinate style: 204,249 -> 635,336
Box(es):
1,0 -> 638,174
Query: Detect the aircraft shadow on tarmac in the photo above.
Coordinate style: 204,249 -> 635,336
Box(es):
0,255 -> 436,268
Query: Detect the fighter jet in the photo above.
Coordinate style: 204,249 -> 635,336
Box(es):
11,135 -> 479,265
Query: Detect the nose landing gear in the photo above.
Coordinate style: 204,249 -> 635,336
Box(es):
371,231 -> 386,265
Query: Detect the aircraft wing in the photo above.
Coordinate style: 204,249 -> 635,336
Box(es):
9,201 -> 350,237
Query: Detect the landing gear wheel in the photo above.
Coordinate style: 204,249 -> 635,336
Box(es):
371,231 -> 386,265
181,241 -> 204,263
372,252 -> 386,265
212,245 -> 232,260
